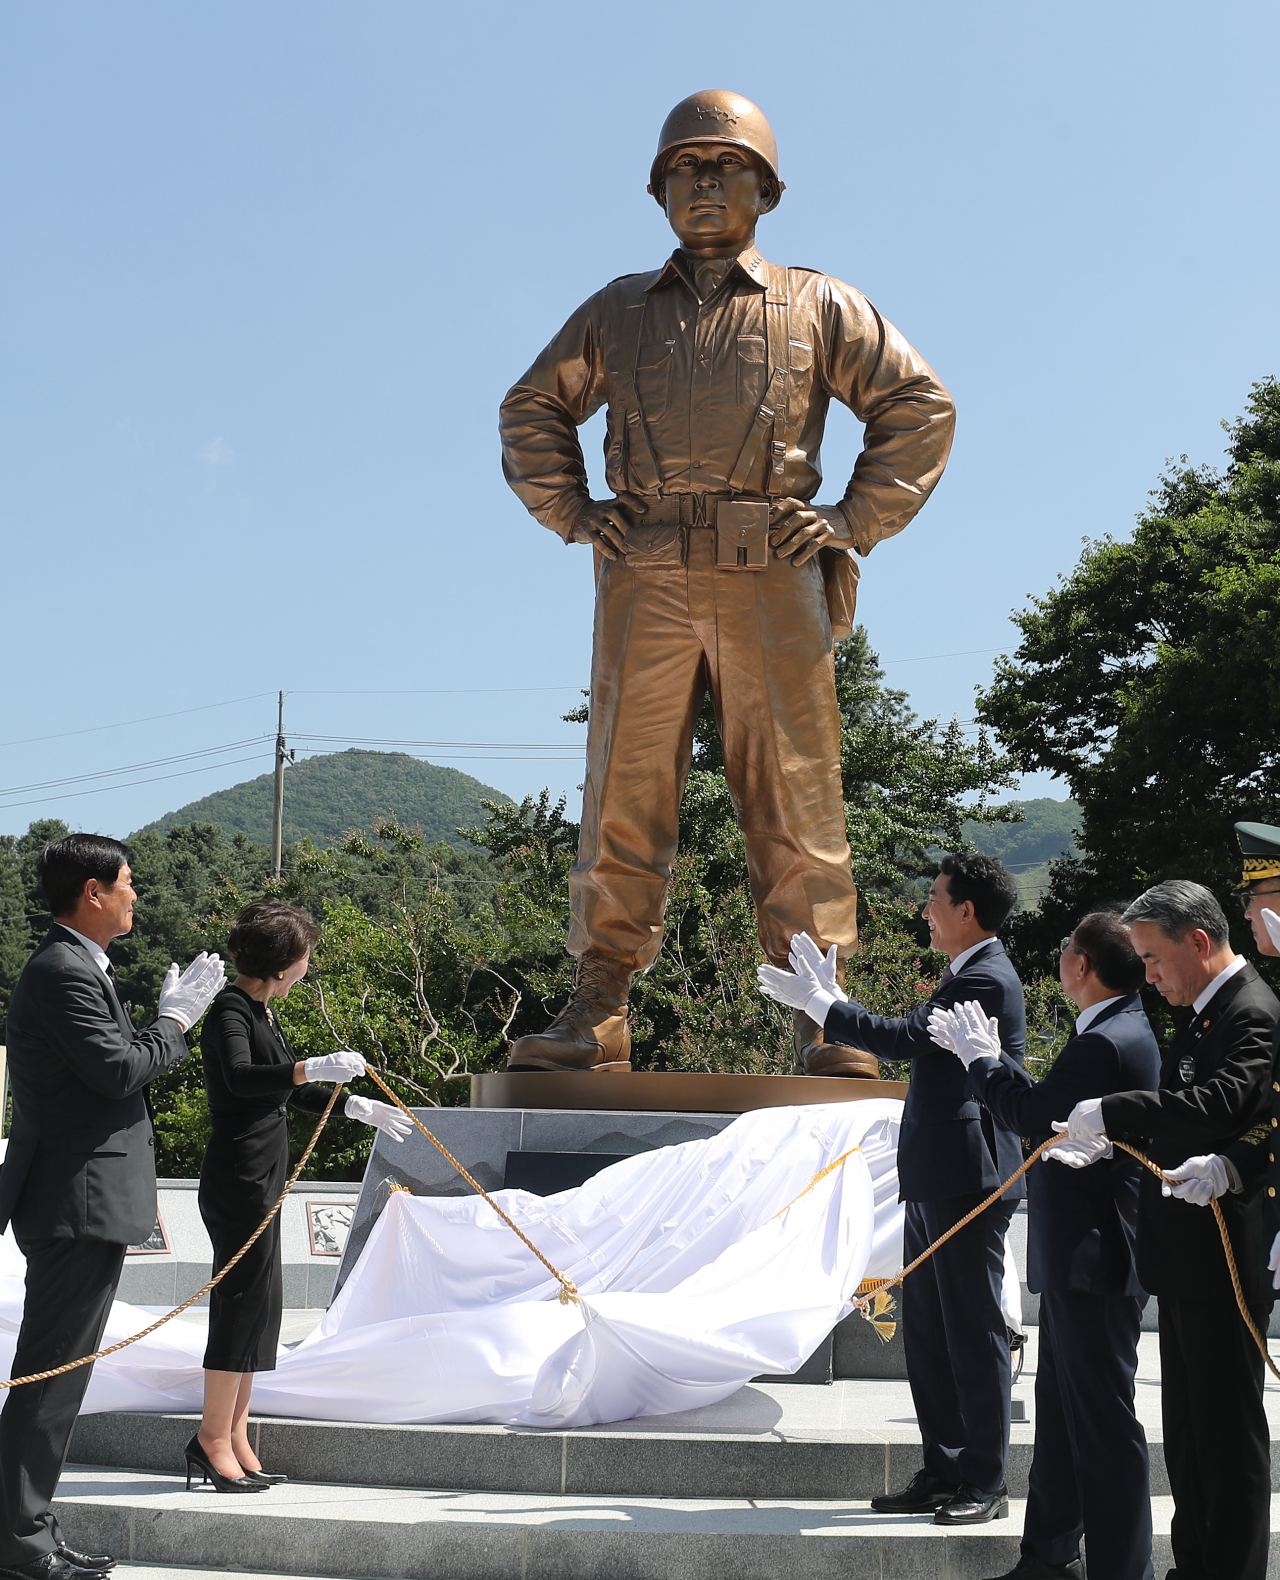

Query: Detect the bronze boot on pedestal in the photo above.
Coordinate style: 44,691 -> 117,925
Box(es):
507,954 -> 633,1072
792,1008 -> 879,1078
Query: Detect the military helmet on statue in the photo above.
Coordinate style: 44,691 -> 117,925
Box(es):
647,90 -> 785,208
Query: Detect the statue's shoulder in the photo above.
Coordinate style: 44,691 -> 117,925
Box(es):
598,268 -> 663,304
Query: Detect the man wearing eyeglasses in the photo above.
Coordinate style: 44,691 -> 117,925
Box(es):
929,913 -> 1160,1580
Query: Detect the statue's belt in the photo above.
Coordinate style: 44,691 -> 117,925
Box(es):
628,494 -> 775,571
641,491 -> 773,526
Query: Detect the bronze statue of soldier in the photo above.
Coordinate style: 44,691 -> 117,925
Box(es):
500,90 -> 955,1077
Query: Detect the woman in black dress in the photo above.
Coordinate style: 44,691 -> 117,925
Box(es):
190,901 -> 410,1492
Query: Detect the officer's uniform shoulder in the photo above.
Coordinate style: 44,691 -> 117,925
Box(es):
598,269 -> 662,303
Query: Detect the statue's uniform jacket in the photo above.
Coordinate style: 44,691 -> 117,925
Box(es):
500,246 -> 954,972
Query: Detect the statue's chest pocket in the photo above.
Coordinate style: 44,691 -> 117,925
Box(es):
635,341 -> 675,420
736,335 -> 766,408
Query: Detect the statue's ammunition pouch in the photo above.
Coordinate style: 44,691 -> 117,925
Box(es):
715,501 -> 770,570
623,521 -> 685,569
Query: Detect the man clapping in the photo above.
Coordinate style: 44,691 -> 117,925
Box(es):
0,836 -> 225,1580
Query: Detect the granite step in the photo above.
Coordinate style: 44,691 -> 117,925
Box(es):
53,1466 -> 1280,1580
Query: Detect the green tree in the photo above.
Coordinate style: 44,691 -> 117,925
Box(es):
976,377 -> 1280,975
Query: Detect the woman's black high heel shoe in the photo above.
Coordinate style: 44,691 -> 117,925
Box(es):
183,1433 -> 270,1493
245,1468 -> 287,1484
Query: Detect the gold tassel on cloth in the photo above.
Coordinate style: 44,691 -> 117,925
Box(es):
855,1278 -> 898,1344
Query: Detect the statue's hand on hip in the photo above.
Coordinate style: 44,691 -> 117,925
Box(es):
568,495 -> 649,561
769,500 -> 853,566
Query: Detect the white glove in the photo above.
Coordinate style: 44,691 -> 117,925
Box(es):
1065,1096 -> 1107,1140
304,1050 -> 367,1082
757,959 -> 829,1020
1269,1229 -> 1280,1291
1262,908 -> 1280,952
1047,1122 -> 1113,1168
158,952 -> 226,1030
1162,1154 -> 1231,1206
345,1095 -> 413,1143
787,933 -> 848,1002
928,1000 -> 1002,1069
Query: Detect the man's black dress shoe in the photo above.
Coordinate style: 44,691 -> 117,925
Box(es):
983,1553 -> 1083,1579
870,1469 -> 960,1514
0,1554 -> 104,1580
54,1548 -> 113,1574
934,1482 -> 1009,1524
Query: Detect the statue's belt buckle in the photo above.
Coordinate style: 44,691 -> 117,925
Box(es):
715,501 -> 770,570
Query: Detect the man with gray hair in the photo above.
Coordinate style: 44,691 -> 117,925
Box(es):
1053,879 -> 1277,1580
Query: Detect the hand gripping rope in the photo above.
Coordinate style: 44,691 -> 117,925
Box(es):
848,1134 -> 1280,1383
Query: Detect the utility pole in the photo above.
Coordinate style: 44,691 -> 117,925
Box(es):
271,690 -> 287,880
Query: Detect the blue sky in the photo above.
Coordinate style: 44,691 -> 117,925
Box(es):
2,0 -> 1277,838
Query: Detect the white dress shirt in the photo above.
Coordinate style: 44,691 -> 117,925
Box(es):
1192,953 -> 1246,1015
55,922 -> 113,982
947,936 -> 998,978
1074,994 -> 1127,1035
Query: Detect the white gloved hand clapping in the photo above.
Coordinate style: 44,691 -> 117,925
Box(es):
158,952 -> 226,1031
928,1000 -> 1002,1069
1268,1229 -> 1280,1291
345,1095 -> 413,1143
787,932 -> 848,1002
1162,1154 -> 1231,1206
304,1050 -> 367,1082
1261,908 -> 1280,953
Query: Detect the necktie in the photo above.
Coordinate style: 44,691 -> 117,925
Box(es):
694,259 -> 731,301
938,964 -> 955,988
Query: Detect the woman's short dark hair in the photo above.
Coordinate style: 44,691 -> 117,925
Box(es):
226,901 -> 319,979
1071,910 -> 1146,994
938,852 -> 1020,932
39,834 -> 130,918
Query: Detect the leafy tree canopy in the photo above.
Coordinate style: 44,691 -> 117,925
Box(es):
977,377 -> 1280,969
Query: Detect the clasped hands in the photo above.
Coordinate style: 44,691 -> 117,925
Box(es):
927,1001 -> 1114,1168
570,496 -> 853,566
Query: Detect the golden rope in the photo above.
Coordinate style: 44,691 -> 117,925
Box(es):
363,1068 -> 581,1307
852,1133 -> 1280,1381
0,1083 -> 344,1392
769,1148 -> 861,1221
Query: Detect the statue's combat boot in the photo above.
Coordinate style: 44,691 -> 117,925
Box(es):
507,953 -> 633,1072
792,1008 -> 879,1079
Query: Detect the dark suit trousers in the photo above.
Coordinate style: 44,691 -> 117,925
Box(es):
0,1236 -> 126,1564
1024,1291 -> 1153,1580
1158,1296 -> 1270,1580
903,1193 -> 1015,1493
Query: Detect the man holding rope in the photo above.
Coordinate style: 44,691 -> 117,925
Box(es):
759,852 -> 1026,1524
929,911 -> 1160,1580
0,836 -> 224,1580
1055,880 -> 1277,1580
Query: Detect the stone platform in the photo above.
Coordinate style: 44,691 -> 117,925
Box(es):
57,1470 -> 1278,1580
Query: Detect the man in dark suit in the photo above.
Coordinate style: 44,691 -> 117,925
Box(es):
759,852 -> 1026,1523
930,911 -> 1161,1580
0,835 -> 224,1580
1056,880 -> 1277,1580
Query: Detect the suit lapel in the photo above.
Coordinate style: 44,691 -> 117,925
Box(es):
52,925 -> 134,1035
1165,964 -> 1256,1087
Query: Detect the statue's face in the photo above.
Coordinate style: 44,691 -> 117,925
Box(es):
659,142 -> 766,253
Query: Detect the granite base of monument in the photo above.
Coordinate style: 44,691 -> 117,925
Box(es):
471,1069 -> 907,1112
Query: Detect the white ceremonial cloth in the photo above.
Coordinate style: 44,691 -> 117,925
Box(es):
0,1101 -> 923,1427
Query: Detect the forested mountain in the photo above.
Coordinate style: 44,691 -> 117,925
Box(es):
963,797 -> 1081,909
139,749 -> 510,847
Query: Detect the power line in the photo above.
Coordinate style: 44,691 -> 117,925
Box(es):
880,647 -> 1005,666
0,694 -> 275,750
290,734 -> 584,750
0,752 -> 272,813
0,738 -> 271,801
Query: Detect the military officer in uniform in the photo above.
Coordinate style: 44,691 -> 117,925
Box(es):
499,90 -> 955,1076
